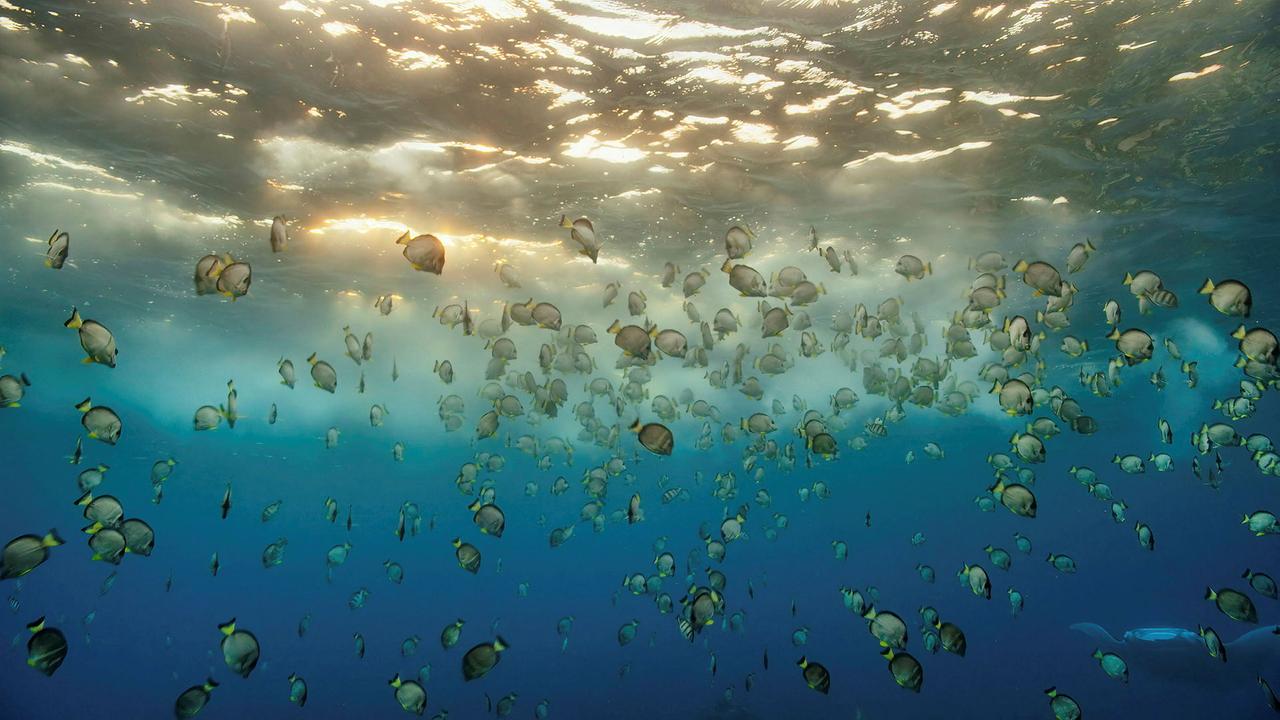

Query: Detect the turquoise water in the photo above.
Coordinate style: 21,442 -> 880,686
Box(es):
0,0 -> 1278,718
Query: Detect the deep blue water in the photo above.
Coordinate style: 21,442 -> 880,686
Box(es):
1,0 -> 1279,718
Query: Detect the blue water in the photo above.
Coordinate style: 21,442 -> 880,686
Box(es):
2,0 -> 1279,718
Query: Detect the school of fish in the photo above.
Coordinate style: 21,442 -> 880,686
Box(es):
3,217 -> 1280,720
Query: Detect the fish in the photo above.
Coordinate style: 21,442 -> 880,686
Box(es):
174,678 -> 219,718
1013,259 -> 1067,296
958,564 -> 992,599
725,225 -> 754,259
212,255 -> 252,299
630,420 -> 673,455
307,354 -> 337,392
608,321 -> 655,359
1065,240 -> 1095,273
461,637 -> 508,681
75,398 -> 122,444
894,254 -> 931,281
682,270 -> 709,297
1199,278 -> 1251,317
287,673 -> 307,707
217,619 -> 260,678
796,656 -> 830,694
45,229 -> 69,269
388,674 -> 427,714
970,250 -> 1006,273
1092,649 -> 1128,683
269,215 -> 288,252
64,308 -> 118,367
881,648 -> 923,692
1044,687 -> 1082,720
24,617 -> 66,676
453,538 -> 481,573
495,262 -> 520,288
120,519 -> 155,555
193,254 -> 225,295
722,260 -> 767,297
1205,587 -> 1258,623
1242,569 -> 1278,600
469,501 -> 506,537
277,357 -> 296,388
395,231 -> 446,274
1,530 -> 64,579
0,373 -> 30,409
560,215 -> 601,263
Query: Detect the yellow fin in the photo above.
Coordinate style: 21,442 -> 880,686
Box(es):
63,308 -> 83,329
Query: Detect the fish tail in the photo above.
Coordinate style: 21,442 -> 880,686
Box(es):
63,307 -> 83,329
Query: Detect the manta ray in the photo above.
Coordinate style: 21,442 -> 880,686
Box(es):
1069,622 -> 1280,684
